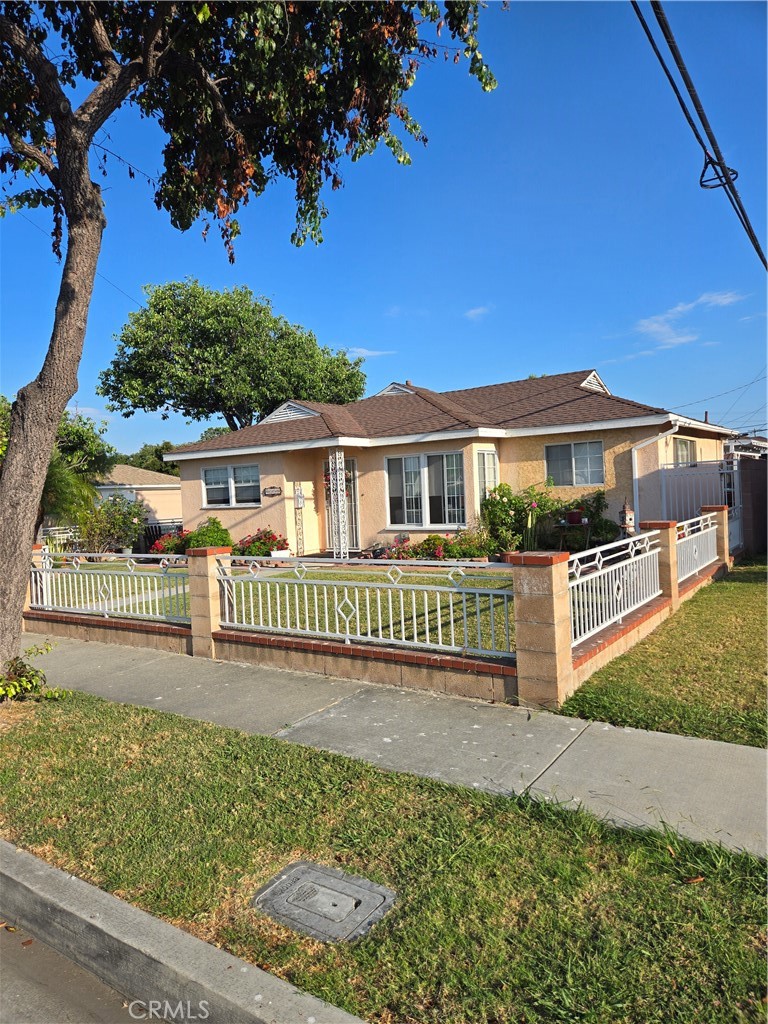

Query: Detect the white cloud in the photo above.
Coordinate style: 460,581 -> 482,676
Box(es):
633,292 -> 745,351
346,347 -> 396,358
385,305 -> 402,318
464,305 -> 491,321
66,405 -> 112,421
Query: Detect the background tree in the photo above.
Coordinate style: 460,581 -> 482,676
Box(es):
99,281 -> 366,430
0,399 -> 114,531
0,2 -> 494,664
196,426 -> 231,444
119,441 -> 180,477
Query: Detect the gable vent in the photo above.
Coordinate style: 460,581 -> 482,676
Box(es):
580,371 -> 611,395
262,402 -> 320,423
376,382 -> 414,396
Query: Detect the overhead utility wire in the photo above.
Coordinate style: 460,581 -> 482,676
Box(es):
630,0 -> 753,240
717,368 -> 767,423
631,1 -> 766,269
650,1 -> 766,268
670,374 -> 767,410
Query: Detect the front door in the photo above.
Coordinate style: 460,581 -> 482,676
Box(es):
324,458 -> 360,551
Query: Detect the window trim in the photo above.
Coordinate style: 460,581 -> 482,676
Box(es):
477,448 -> 499,505
544,440 -> 605,487
384,451 -> 467,529
673,437 -> 697,467
201,463 -> 262,509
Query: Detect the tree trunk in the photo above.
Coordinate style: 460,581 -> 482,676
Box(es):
0,167 -> 105,668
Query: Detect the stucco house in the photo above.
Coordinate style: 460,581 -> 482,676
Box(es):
166,369 -> 732,556
95,464 -> 183,529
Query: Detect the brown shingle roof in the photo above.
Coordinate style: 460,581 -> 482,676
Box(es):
97,464 -> 181,486
171,370 -> 671,456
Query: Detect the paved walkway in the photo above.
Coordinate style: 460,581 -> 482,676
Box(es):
25,633 -> 767,857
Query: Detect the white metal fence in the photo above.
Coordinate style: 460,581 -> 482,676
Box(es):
569,533 -> 661,647
661,458 -> 742,553
216,556 -> 515,658
676,514 -> 718,583
30,552 -> 190,623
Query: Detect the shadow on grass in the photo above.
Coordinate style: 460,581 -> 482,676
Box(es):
722,558 -> 766,586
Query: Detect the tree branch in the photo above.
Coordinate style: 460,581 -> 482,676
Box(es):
0,14 -> 71,124
80,3 -> 119,68
4,130 -> 58,183
73,59 -> 144,144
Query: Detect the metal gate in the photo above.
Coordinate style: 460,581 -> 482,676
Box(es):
660,458 -> 742,553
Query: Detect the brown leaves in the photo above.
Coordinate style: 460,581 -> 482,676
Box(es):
683,875 -> 705,885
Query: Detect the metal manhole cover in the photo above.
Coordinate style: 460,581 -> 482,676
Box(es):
251,861 -> 396,942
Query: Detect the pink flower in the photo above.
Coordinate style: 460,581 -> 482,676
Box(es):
530,502 -> 538,509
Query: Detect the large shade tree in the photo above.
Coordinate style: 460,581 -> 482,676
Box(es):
0,2 -> 495,665
99,280 -> 366,430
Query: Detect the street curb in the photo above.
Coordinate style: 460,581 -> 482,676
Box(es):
0,840 -> 365,1024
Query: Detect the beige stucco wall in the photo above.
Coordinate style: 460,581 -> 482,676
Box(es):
98,485 -> 181,523
180,427 -> 727,551
498,426 -> 659,522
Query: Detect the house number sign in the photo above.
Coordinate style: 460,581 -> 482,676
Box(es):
262,486 -> 282,497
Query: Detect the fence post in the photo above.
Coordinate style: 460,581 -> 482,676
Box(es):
23,545 -> 44,621
700,505 -> 729,566
510,552 -> 573,709
187,546 -> 230,659
639,521 -> 679,611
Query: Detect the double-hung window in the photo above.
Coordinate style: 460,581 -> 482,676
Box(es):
545,441 -> 604,486
202,464 -> 261,506
386,453 -> 465,527
477,450 -> 498,501
673,437 -> 697,466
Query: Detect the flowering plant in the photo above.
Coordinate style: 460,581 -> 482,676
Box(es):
481,483 -> 558,552
150,529 -> 190,554
234,527 -> 289,556
323,468 -> 353,499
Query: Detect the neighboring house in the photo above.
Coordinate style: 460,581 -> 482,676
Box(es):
96,464 -> 183,526
166,369 -> 732,556
725,434 -> 768,459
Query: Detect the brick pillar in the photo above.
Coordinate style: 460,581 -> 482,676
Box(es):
700,505 -> 729,566
187,546 -> 230,659
510,552 -> 573,709
639,521 -> 679,611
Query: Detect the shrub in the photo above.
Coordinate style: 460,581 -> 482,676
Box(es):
481,483 -> 558,552
233,528 -> 290,557
182,517 -> 232,550
384,527 -> 491,560
149,529 -> 190,554
0,643 -> 70,702
76,494 -> 148,551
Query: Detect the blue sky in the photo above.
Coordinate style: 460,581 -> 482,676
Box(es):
1,1 -> 765,454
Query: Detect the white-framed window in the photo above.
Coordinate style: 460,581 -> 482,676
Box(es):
386,453 -> 466,527
673,437 -> 697,466
477,449 -> 498,502
202,464 -> 261,507
545,441 -> 604,486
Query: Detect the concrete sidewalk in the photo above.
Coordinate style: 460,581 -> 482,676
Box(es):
24,633 -> 767,857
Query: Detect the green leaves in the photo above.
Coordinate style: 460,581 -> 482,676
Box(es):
97,280 -> 366,428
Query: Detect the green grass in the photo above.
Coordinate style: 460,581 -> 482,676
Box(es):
0,693 -> 765,1024
562,559 -> 767,747
224,566 -> 515,656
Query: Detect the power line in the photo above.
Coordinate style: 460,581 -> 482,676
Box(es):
670,374 -> 767,410
717,367 -> 767,423
13,209 -> 144,308
632,1 -> 767,269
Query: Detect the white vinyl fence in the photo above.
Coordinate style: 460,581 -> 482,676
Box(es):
569,533 -> 661,646
216,556 -> 515,658
661,458 -> 743,554
675,514 -> 718,583
30,552 -> 190,623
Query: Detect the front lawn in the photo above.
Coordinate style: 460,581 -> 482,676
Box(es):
561,559 -> 767,747
0,693 -> 764,1024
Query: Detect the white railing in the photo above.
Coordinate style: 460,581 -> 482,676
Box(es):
676,514 -> 718,583
30,552 -> 190,623
216,556 -> 515,658
728,506 -> 743,552
569,533 -> 661,647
